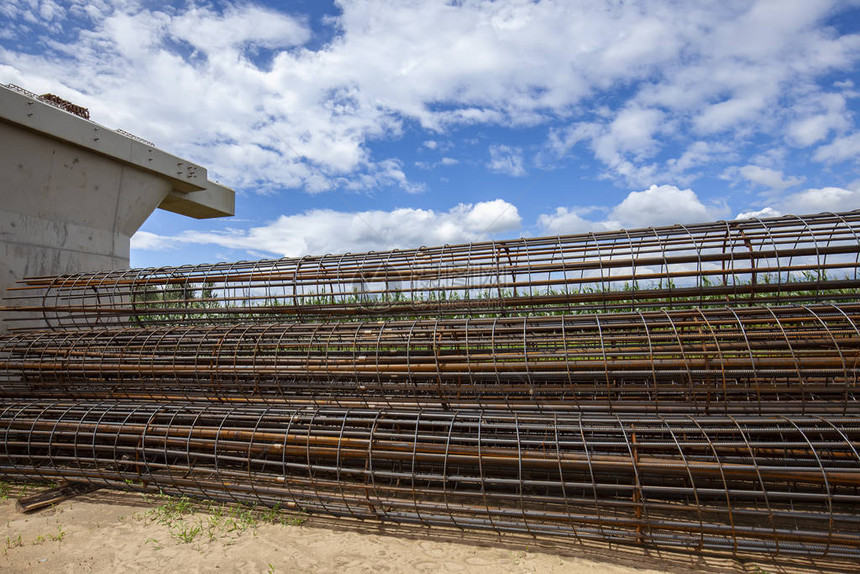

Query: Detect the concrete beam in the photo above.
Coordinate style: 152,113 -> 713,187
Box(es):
0,84 -> 236,330
0,84 -> 234,218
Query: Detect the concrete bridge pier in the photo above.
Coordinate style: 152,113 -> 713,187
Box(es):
0,84 -> 235,331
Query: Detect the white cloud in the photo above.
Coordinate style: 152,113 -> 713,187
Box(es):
778,186 -> 860,214
537,184 -> 729,234
536,207 -> 598,235
169,5 -> 310,53
537,183 -> 860,238
133,182 -> 859,261
814,133 -> 860,163
462,198 -> 520,232
610,184 -> 729,228
336,158 -> 425,194
2,1 -> 857,192
537,181 -> 860,238
130,230 -> 175,251
133,199 -> 522,257
736,207 -> 782,220
736,186 -> 860,218
38,0 -> 63,23
667,141 -> 727,174
694,94 -> 769,134
487,145 -> 526,176
415,156 -> 459,170
786,92 -> 850,147
599,107 -> 664,159
738,165 -> 804,189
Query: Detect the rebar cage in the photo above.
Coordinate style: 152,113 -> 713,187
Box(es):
1,304 -> 858,414
3,211 -> 859,329
1,210 -> 859,566
0,402 -> 857,559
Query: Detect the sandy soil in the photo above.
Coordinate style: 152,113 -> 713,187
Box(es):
0,486 -> 842,574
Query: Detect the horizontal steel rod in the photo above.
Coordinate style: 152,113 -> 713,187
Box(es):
2,304 -> 857,412
2,211 -> 858,567
0,401 -> 857,560
3,210 -> 859,328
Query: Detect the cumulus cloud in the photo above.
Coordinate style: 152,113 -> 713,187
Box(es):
736,207 -> 782,220
736,186 -> 860,218
778,186 -> 860,214
738,165 -> 804,189
133,182 -> 858,262
1,0 -> 857,192
169,5 -> 310,52
596,107 -> 664,160
694,94 -> 768,134
537,181 -> 857,238
537,184 -> 730,235
666,141 -> 734,179
130,230 -> 174,251
610,184 -> 729,228
814,133 -> 860,164
536,208 -> 598,235
133,199 -> 522,257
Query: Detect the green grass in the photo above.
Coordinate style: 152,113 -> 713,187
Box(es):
140,490 -> 307,546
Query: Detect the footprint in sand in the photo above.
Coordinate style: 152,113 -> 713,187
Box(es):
418,540 -> 447,558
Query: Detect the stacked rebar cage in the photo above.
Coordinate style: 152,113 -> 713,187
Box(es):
1,210 -> 859,564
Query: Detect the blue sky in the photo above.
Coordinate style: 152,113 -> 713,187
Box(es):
2,0 -> 860,267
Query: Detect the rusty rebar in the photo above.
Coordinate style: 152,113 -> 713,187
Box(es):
1,212 -> 858,565
0,401 -> 857,559
2,304 -> 857,413
3,210 -> 859,329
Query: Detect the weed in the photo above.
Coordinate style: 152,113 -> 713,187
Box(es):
50,525 -> 65,542
144,537 -> 163,551
5,534 -> 22,551
146,491 -> 194,527
259,504 -> 282,524
173,523 -> 201,544
141,494 -> 307,547
32,535 -> 45,545
255,502 -> 306,526
283,512 -> 307,527
229,505 -> 257,532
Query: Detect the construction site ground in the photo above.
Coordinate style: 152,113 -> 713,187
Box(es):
0,483 -> 843,574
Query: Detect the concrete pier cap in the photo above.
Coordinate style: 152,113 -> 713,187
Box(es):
0,83 -> 235,329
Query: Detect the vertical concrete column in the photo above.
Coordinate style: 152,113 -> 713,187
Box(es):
0,84 -> 234,331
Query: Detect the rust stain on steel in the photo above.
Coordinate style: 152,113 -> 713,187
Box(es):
0,210 -> 859,566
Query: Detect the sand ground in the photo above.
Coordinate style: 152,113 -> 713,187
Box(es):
0,485 -> 844,574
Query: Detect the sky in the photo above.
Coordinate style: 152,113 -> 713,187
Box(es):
2,0 -> 860,268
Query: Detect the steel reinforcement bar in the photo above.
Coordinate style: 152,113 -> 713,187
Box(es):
3,211 -> 859,329
2,305 -> 858,413
0,401 -> 857,559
